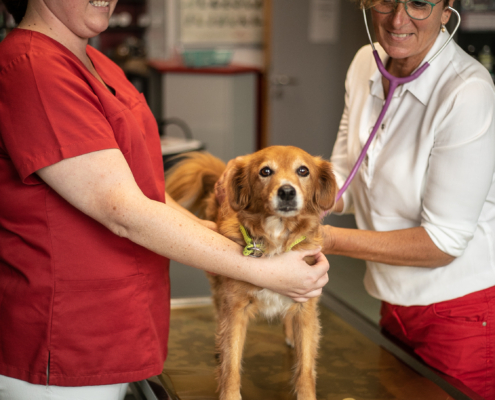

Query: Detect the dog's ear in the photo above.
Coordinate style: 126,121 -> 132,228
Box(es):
313,159 -> 337,212
227,159 -> 251,212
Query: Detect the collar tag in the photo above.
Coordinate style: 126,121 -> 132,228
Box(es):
240,225 -> 265,257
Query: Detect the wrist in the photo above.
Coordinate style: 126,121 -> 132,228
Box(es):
321,224 -> 336,254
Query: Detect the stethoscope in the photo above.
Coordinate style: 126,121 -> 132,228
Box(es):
334,5 -> 461,203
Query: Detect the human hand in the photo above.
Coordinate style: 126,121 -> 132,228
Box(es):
255,248 -> 329,303
214,156 -> 244,205
198,219 -> 218,232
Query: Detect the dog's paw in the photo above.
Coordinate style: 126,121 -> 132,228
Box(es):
285,336 -> 295,348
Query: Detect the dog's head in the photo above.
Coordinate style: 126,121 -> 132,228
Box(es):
227,146 -> 337,218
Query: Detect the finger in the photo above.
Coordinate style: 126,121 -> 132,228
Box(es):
302,288 -> 323,298
311,252 -> 330,273
299,246 -> 322,257
206,221 -> 218,232
315,271 -> 329,288
291,296 -> 310,303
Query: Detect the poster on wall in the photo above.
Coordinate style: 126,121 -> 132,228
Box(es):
308,0 -> 340,44
179,0 -> 264,46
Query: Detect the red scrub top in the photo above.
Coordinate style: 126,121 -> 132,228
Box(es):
0,29 -> 170,386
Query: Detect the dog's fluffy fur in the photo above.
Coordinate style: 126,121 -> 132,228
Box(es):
165,146 -> 337,400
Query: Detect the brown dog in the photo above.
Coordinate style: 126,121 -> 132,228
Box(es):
165,146 -> 337,400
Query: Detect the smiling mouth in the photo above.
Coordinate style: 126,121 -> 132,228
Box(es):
390,32 -> 412,38
89,1 -> 110,7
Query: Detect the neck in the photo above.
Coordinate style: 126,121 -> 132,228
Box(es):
19,3 -> 90,67
382,57 -> 420,97
239,214 -> 318,256
386,57 -> 420,79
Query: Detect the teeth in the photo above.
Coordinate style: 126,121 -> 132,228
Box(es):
391,33 -> 409,38
90,1 -> 109,7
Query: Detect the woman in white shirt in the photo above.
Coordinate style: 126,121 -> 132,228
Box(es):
325,0 -> 495,397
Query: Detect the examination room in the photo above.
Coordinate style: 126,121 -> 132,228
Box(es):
0,0 -> 495,399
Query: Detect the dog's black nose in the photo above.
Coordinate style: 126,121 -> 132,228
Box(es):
278,185 -> 296,201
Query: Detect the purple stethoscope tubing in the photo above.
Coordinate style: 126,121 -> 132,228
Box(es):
334,6 -> 461,204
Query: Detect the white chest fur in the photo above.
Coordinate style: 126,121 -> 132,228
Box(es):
250,217 -> 296,318
254,288 -> 294,319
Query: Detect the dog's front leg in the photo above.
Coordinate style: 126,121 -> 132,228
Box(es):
216,298 -> 252,400
291,299 -> 321,400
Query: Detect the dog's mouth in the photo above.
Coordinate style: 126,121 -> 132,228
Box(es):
277,204 -> 298,213
274,184 -> 301,215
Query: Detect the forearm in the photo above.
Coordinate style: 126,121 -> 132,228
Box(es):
114,195 -> 252,277
322,225 -> 455,267
165,191 -> 200,221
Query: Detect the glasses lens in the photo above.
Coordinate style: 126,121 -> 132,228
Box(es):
406,0 -> 433,19
373,0 -> 395,13
372,0 -> 433,19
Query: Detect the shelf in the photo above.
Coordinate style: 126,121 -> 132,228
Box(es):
460,11 -> 495,32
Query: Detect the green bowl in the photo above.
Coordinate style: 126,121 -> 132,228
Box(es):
181,49 -> 233,68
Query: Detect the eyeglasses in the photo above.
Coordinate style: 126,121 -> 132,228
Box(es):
372,0 -> 443,20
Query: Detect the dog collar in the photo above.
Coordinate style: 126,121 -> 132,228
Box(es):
239,225 -> 265,258
239,224 -> 306,258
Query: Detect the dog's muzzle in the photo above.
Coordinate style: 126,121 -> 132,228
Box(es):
277,184 -> 298,212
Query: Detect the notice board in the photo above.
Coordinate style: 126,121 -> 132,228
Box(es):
179,0 -> 264,46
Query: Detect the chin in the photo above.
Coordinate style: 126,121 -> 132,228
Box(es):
83,22 -> 110,38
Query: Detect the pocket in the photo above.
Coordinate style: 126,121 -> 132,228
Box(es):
433,295 -> 489,325
49,274 -> 158,380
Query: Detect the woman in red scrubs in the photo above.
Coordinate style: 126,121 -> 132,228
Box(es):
0,0 -> 330,398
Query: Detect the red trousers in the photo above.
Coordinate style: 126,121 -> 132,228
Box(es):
380,286 -> 495,400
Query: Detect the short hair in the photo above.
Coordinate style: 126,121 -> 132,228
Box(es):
358,0 -> 450,10
2,0 -> 28,24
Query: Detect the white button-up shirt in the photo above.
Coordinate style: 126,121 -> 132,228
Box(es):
331,31 -> 495,306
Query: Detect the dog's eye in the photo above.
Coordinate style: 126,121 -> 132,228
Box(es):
259,166 -> 273,177
297,166 -> 309,177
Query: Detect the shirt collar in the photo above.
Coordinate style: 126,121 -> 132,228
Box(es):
368,30 -> 456,105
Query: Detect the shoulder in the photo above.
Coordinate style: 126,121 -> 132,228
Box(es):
430,44 -> 495,144
350,44 -> 375,69
347,44 -> 376,82
450,42 -> 494,84
440,42 -> 495,100
0,30 -> 95,95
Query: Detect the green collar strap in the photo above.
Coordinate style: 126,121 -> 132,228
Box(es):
239,224 -> 306,258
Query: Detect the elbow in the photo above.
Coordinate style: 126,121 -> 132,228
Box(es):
426,245 -> 456,268
97,197 -> 136,240
107,220 -> 130,239
432,253 -> 456,267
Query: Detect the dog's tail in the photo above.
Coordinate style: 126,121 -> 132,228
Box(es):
165,151 -> 226,220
